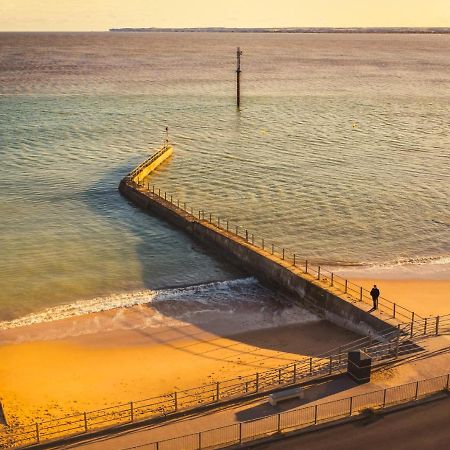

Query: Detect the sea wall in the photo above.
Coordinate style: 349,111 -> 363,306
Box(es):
119,179 -> 397,337
130,145 -> 174,184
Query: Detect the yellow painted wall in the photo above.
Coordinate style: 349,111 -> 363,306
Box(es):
132,145 -> 173,183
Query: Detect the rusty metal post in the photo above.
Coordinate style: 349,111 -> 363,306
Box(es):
236,47 -> 242,108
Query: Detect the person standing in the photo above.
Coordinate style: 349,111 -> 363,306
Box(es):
370,285 -> 380,310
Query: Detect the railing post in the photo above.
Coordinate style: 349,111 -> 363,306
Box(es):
198,432 -> 202,449
35,423 -> 40,444
415,381 -> 419,399
218,217 -> 220,228
329,355 -> 333,374
198,210 -> 201,219
349,397 -> 353,416
226,220 -> 229,231
271,244 -> 274,255
317,266 -> 321,280
410,318 -> 414,338
262,238 -> 265,249
177,199 -> 179,207
202,211 -> 205,220
84,411 -> 88,431
174,391 -> 178,411
393,303 -> 396,318
395,327 -> 401,358
130,402 -> 134,422
255,372 -> 259,392
216,381 -> 220,402
314,404 -> 318,424
277,413 -> 281,432
383,388 -> 387,407
235,225 -> 238,235
293,254 -> 296,266
359,287 -> 363,301
245,229 -> 248,241
239,422 -> 242,444
278,368 -> 282,384
309,357 -> 313,374
436,316 -> 440,335
331,273 -> 334,286
164,191 -> 166,200
293,363 -> 297,382
446,374 -> 450,391
170,195 -> 173,203
424,318 -> 427,335
158,188 -> 161,196
344,279 -> 348,293
305,260 -> 308,273
209,213 -> 212,222
282,248 -> 285,260
152,185 -> 155,194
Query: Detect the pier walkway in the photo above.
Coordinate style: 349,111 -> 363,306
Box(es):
119,145 -> 429,338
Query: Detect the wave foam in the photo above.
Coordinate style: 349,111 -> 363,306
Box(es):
0,278 -> 265,330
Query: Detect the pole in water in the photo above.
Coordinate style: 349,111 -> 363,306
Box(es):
236,47 -> 242,108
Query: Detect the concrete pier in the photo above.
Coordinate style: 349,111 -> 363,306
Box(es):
119,147 -> 401,337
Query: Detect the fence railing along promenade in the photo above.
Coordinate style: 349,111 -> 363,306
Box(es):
135,181 -> 426,324
2,314 -> 448,449
125,373 -> 450,450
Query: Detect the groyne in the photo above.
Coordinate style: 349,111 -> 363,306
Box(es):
119,146 -> 411,336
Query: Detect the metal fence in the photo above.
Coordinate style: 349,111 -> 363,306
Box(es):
2,314 -> 448,449
126,373 -> 450,450
134,180 -> 426,325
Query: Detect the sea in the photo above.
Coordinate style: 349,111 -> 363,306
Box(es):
0,32 -> 449,328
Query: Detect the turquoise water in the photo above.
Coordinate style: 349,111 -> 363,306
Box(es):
0,32 -> 449,322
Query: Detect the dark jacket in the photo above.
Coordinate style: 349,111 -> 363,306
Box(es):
370,288 -> 380,299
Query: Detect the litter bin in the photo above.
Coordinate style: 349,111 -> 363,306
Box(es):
347,350 -> 371,384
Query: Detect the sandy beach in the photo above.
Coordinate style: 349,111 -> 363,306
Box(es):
0,274 -> 448,428
0,305 -> 358,427
348,279 -> 450,317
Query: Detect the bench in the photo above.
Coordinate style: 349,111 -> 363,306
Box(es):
268,387 -> 304,406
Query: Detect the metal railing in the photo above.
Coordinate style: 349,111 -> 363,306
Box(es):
125,373 -> 450,450
134,181 -> 427,324
127,144 -> 172,182
2,314 -> 448,448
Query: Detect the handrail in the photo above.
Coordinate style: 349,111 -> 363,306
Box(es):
133,181 -> 428,324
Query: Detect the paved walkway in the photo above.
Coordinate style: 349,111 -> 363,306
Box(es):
254,396 -> 450,450
63,335 -> 450,450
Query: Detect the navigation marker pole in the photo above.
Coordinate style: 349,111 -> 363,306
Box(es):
236,47 -> 243,108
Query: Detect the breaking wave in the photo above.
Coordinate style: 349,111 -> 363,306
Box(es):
0,278 -> 318,331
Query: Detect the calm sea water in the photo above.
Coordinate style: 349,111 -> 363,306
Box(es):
0,32 -> 449,323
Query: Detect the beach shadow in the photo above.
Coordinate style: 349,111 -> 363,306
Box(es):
81,165 -> 361,364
